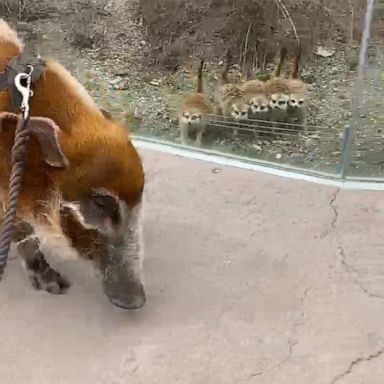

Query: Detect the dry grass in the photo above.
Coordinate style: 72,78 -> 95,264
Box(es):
0,0 -> 56,21
1,0 -> 372,71
139,0 -> 369,70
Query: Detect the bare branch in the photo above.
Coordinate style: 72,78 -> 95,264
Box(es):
242,22 -> 252,74
273,0 -> 300,45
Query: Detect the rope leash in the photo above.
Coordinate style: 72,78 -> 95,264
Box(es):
0,66 -> 34,280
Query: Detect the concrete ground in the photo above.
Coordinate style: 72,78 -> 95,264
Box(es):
0,148 -> 384,384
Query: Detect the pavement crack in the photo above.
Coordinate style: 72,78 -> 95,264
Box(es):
330,188 -> 340,229
328,189 -> 383,300
320,188 -> 340,238
250,371 -> 263,378
280,288 -> 309,366
252,288 -> 309,380
339,242 -> 384,300
330,348 -> 384,384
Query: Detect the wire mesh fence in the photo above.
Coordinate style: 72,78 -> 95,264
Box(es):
183,114 -> 343,175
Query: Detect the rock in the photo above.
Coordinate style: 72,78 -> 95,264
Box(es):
301,72 -> 315,84
330,66 -> 340,75
16,22 -> 33,32
307,152 -> 319,162
114,83 -> 129,90
305,138 -> 313,147
113,69 -> 131,76
315,46 -> 335,58
110,78 -> 120,85
348,58 -> 359,71
289,153 -> 302,161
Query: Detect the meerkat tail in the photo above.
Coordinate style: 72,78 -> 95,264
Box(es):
273,46 -> 287,78
291,42 -> 302,79
197,59 -> 204,93
244,56 -> 254,81
221,48 -> 232,85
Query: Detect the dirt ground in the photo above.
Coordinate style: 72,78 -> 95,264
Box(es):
0,149 -> 383,384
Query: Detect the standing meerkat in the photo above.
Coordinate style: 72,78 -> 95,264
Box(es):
265,47 -> 290,135
214,49 -> 249,137
178,59 -> 212,146
242,78 -> 269,134
286,43 -> 309,131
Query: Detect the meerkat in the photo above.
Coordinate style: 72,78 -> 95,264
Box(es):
178,59 -> 212,146
214,49 -> 249,137
242,78 -> 269,134
286,43 -> 309,131
265,47 -> 290,135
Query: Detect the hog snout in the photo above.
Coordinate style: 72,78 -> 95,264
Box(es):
102,239 -> 145,310
105,280 -> 146,310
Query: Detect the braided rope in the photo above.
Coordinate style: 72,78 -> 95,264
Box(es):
0,116 -> 30,280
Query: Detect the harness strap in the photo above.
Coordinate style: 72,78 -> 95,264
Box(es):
0,52 -> 46,112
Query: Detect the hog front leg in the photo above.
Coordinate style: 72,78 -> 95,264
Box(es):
13,221 -> 70,294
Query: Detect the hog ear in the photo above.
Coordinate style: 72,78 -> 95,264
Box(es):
0,111 -> 19,132
0,112 -> 68,168
28,117 -> 69,168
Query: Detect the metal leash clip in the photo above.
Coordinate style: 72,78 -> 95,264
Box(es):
14,65 -> 34,119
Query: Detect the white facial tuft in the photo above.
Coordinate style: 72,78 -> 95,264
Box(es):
231,104 -> 248,120
270,94 -> 288,111
181,113 -> 201,124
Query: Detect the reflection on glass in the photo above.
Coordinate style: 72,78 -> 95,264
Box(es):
12,0 -> 384,179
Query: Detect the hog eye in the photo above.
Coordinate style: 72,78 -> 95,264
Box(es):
91,193 -> 120,219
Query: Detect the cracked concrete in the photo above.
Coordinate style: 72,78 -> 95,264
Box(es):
331,188 -> 384,301
330,188 -> 340,229
330,348 -> 384,384
260,287 -> 310,378
1,149 -> 384,384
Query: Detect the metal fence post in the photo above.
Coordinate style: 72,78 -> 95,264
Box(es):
339,123 -> 353,179
338,0 -> 375,180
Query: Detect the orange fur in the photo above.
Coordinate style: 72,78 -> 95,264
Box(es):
265,77 -> 290,95
274,47 -> 287,78
0,20 -> 144,225
242,79 -> 266,95
215,83 -> 248,113
286,78 -> 308,93
291,43 -> 302,79
179,93 -> 211,115
0,21 -> 147,309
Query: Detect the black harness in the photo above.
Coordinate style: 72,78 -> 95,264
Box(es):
0,52 -> 46,112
